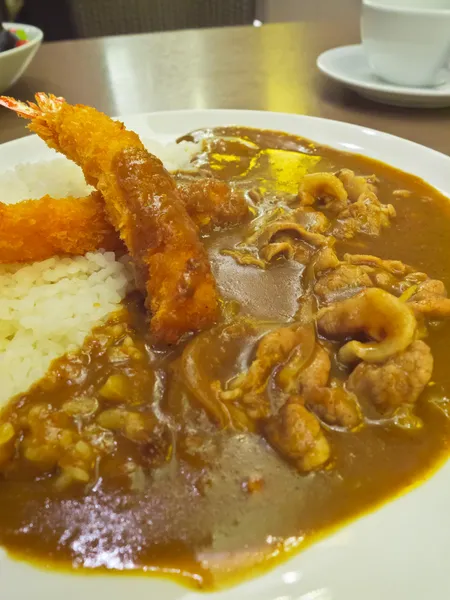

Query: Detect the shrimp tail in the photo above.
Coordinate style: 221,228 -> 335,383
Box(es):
0,93 -> 68,151
0,93 -> 65,120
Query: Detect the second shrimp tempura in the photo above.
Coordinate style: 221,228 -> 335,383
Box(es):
0,178 -> 249,264
0,192 -> 122,263
0,93 -> 219,344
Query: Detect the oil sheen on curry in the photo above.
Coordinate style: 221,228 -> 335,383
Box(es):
1,126 -> 450,590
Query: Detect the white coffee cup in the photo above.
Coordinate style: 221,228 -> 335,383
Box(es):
361,0 -> 450,87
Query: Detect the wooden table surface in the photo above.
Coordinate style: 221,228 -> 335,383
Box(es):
1,18 -> 450,154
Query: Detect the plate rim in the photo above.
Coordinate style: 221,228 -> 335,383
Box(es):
2,106 -> 449,160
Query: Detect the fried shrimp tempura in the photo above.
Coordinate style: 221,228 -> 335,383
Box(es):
0,179 -> 249,264
0,192 -> 122,263
0,93 -> 218,343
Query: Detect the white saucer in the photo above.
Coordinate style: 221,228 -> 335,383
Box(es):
317,44 -> 450,108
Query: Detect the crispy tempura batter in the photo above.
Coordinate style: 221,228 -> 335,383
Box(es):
0,192 -> 122,263
0,178 -> 249,263
0,93 -> 218,343
111,146 -> 220,343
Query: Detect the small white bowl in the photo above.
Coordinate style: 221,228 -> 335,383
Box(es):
0,22 -> 43,94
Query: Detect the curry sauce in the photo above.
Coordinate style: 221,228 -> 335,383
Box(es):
0,127 -> 449,590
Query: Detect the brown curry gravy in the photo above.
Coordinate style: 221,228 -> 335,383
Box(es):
0,126 -> 450,590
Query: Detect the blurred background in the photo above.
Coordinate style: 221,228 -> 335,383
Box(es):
1,0 -> 360,41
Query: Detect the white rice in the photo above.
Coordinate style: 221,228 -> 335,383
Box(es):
142,137 -> 201,173
0,138 -> 201,204
0,158 -> 93,204
0,252 -> 134,406
0,136 -> 201,408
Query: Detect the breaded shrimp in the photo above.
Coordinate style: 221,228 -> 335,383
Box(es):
0,178 -> 249,264
0,192 -> 122,263
0,93 -> 218,343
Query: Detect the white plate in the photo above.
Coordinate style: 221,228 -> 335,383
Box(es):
1,109 -> 450,600
317,44 -> 450,108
